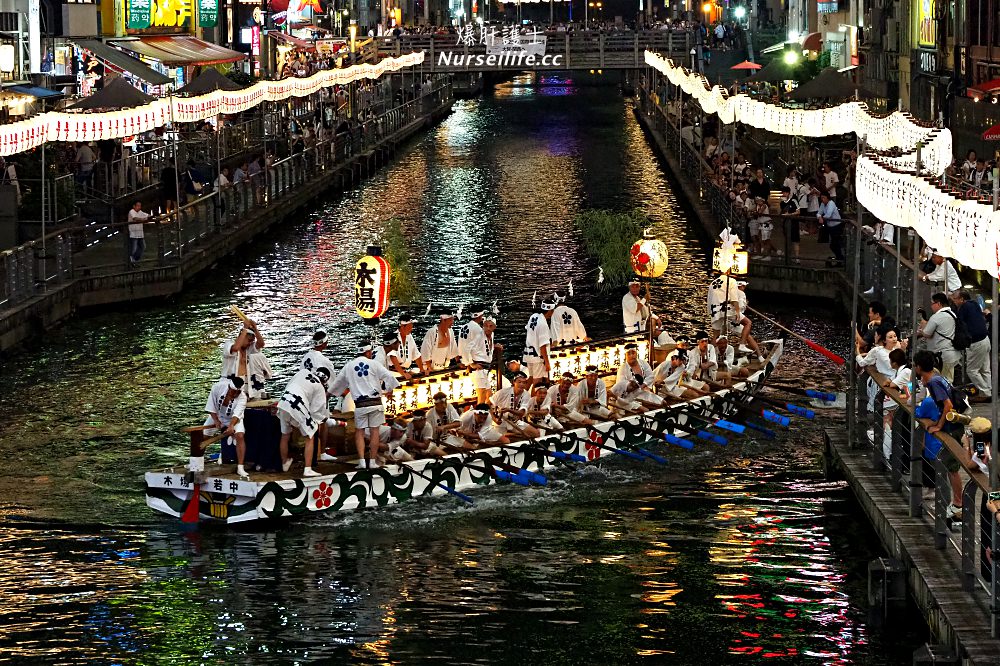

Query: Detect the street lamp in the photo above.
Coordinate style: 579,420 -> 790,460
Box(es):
733,5 -> 745,18
783,50 -> 799,65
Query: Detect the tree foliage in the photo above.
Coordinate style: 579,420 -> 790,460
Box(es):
573,209 -> 648,291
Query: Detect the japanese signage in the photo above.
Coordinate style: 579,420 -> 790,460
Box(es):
128,0 -> 194,30
917,49 -> 937,74
354,252 -> 390,320
199,0 -> 218,27
917,0 -> 935,49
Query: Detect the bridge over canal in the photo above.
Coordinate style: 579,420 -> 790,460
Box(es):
379,30 -> 694,72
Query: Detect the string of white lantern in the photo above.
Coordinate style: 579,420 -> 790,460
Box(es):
643,51 -> 952,174
0,51 -> 424,157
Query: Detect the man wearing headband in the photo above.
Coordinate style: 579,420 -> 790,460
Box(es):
526,382 -> 565,431
686,331 -> 718,383
551,292 -> 589,347
571,365 -> 612,419
524,300 -> 555,383
395,314 -> 422,376
430,392 -> 462,438
611,343 -> 663,412
328,343 -> 401,470
457,403 -> 509,446
458,306 -> 496,404
653,349 -> 699,399
300,330 -> 338,454
374,334 -> 410,379
377,419 -> 414,463
490,371 -> 541,438
420,310 -> 461,373
548,371 -> 592,425
277,365 -> 332,478
404,410 -> 446,457
221,318 -> 270,399
622,281 -> 657,334
204,375 -> 249,478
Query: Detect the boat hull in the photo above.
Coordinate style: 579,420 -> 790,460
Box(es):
146,340 -> 783,524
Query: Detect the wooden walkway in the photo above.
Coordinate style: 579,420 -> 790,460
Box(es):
826,429 -> 1000,663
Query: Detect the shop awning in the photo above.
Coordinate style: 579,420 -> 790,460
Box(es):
968,77 -> 1000,101
111,36 -> 245,67
6,84 -> 64,99
800,32 -> 822,51
73,39 -> 172,86
268,31 -> 317,51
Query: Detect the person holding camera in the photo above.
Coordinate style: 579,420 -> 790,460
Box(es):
916,293 -> 961,382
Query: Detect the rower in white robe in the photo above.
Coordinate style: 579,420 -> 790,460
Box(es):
572,365 -> 613,419
395,313 -> 422,377
430,392 -> 462,438
686,332 -> 718,384
653,351 -> 699,399
221,320 -> 272,399
456,404 -> 509,446
459,306 -> 495,404
551,292 -> 589,347
526,383 -> 564,431
300,330 -> 337,459
404,410 -> 445,456
490,371 -> 541,437
329,343 -> 402,469
378,419 -> 414,462
622,280 -> 656,334
611,343 -> 664,412
420,312 -> 461,372
523,300 -> 555,381
276,366 -> 331,478
204,376 -> 249,478
548,372 -> 591,424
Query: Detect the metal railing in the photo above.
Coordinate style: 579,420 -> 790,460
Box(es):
856,365 -> 1000,633
0,83 -> 452,313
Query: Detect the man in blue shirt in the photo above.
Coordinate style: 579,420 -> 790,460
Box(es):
817,191 -> 844,263
954,289 -> 991,402
913,350 -> 966,521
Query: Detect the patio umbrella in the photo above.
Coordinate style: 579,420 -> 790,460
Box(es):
68,77 -> 155,110
984,124 -> 1000,141
752,57 -> 798,83
787,66 -> 876,101
730,60 -> 762,70
176,68 -> 244,95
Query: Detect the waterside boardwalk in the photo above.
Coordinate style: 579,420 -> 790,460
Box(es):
0,88 -> 453,352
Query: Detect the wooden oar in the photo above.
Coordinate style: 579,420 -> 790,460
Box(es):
438,441 -> 546,485
577,428 -> 660,463
746,306 -> 845,366
679,381 -> 787,431
181,424 -> 216,433
495,441 -> 587,463
762,383 -> 845,403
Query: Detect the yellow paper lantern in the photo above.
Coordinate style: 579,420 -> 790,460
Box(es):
630,236 -> 669,278
354,247 -> 391,320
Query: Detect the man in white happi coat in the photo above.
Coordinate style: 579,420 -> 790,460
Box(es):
572,365 -> 613,419
707,275 -> 740,339
420,311 -> 461,373
524,300 -> 555,382
430,392 -> 462,438
329,343 -> 401,469
378,419 -> 414,462
276,366 -> 332,478
549,372 -> 591,425
732,280 -> 765,363
459,306 -> 495,404
653,351 -> 693,399
456,403 -> 509,446
622,280 -> 657,334
374,334 -> 403,372
204,376 -> 249,478
221,319 -> 272,398
526,383 -> 565,432
395,313 -> 422,378
551,292 -> 589,347
300,329 -> 337,458
611,343 -> 664,412
686,331 -> 718,383
490,371 -> 541,438
404,409 -> 445,456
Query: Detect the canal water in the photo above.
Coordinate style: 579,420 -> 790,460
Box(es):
0,75 -> 926,663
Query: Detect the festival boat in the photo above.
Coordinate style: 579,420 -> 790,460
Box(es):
145,335 -> 785,524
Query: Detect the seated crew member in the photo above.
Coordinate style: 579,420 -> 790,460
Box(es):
526,382 -> 564,431
459,306 -> 495,404
524,300 -> 555,383
430,391 -> 462,438
490,371 -> 541,438
456,403 -> 510,446
395,313 -> 422,378
378,419 -> 414,463
276,365 -> 332,478
549,372 -> 592,425
572,365 -> 613,419
329,342 -> 401,470
551,292 -> 590,346
221,319 -> 271,398
622,280 -> 657,334
686,331 -> 718,382
420,311 -> 461,373
204,375 -> 249,478
714,335 -> 748,384
611,343 -> 664,412
404,410 -> 445,457
654,350 -> 701,399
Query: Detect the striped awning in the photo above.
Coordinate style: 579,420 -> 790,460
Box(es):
111,36 -> 245,67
